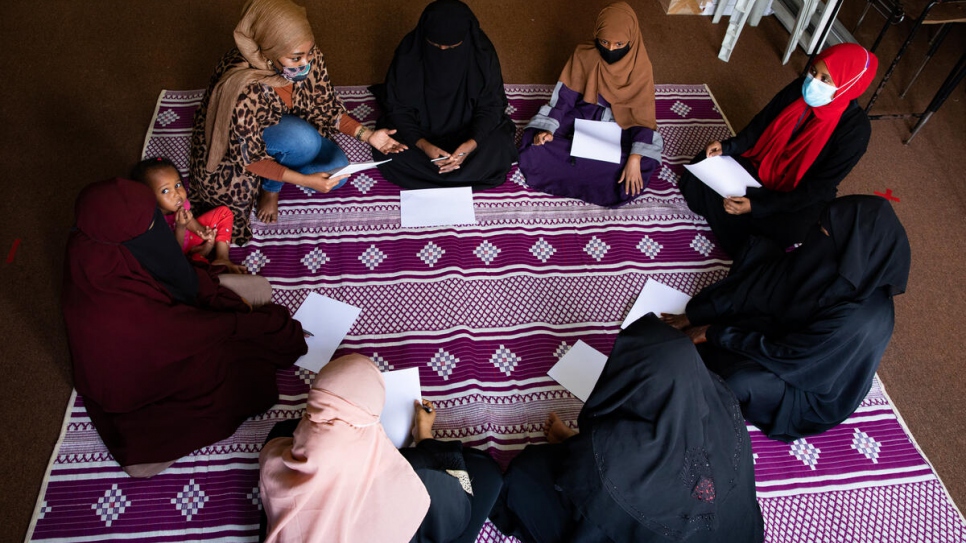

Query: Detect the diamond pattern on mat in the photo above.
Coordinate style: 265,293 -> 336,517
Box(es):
297,185 -> 316,196
92,484 -> 131,527
637,236 -> 663,259
418,242 -> 446,267
658,165 -> 680,185
428,348 -> 459,380
583,236 -> 610,262
143,136 -> 191,172
301,247 -> 330,273
505,104 -> 517,115
171,479 -> 210,521
351,104 -> 374,120
690,234 -> 714,257
156,109 -> 180,127
510,167 -> 527,187
789,438 -> 821,470
242,250 -> 270,274
352,173 -> 376,194
554,341 -> 571,359
530,238 -> 556,263
490,345 -> 520,376
296,367 -> 315,385
851,428 -> 882,463
474,240 -> 501,265
358,245 -> 387,270
372,352 -> 394,371
38,500 -> 52,520
670,100 -> 693,118
247,487 -> 262,510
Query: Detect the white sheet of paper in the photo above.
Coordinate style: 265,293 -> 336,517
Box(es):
683,155 -> 762,198
620,279 -> 692,329
379,367 -> 422,448
400,187 -> 476,228
328,159 -> 391,178
571,119 -> 623,164
547,340 -> 608,403
292,293 -> 362,373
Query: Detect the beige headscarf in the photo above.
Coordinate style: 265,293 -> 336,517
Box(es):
203,0 -> 315,172
559,2 -> 657,130
259,354 -> 431,543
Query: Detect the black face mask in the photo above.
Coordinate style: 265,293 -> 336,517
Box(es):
596,41 -> 631,64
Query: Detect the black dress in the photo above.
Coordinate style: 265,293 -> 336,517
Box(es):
678,79 -> 871,256
372,0 -> 517,190
491,315 -> 764,543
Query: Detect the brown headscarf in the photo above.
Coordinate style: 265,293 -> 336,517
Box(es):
559,2 -> 657,130
204,0 -> 315,172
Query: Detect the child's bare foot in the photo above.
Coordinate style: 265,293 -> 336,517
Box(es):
257,189 -> 280,223
545,412 -> 577,444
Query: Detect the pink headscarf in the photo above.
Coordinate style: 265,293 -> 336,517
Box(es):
259,354 -> 430,543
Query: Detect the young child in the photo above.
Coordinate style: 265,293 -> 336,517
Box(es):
131,157 -> 247,274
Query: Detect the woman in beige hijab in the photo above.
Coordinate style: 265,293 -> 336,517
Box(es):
189,0 -> 406,245
259,354 -> 504,543
517,2 -> 663,207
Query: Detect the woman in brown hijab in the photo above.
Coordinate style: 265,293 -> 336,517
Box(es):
189,0 -> 406,244
518,2 -> 664,207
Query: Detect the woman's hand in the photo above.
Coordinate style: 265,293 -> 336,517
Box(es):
618,154 -> 644,196
436,139 -> 477,174
301,171 -> 348,193
412,399 -> 437,444
210,258 -> 248,274
533,130 -> 554,146
685,325 -> 710,344
723,197 -> 752,215
367,128 -> 407,154
660,313 -> 690,330
705,141 -> 723,158
417,138 -> 450,162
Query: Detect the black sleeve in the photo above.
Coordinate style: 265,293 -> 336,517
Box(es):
469,42 -> 510,143
381,45 -> 428,148
720,80 -> 803,156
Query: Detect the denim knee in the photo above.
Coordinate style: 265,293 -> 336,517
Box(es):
263,114 -> 323,168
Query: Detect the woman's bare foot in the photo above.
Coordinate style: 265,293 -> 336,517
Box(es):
257,189 -> 280,223
545,412 -> 577,444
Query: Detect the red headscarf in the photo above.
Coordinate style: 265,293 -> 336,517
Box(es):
741,43 -> 878,192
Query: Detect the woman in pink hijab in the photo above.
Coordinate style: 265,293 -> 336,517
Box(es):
259,354 -> 502,542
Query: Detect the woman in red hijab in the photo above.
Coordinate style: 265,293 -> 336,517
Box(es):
62,178 -> 307,477
679,43 -> 877,257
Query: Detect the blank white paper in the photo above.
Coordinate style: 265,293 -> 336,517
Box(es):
292,293 -> 362,373
400,187 -> 476,228
328,159 -> 391,178
683,155 -> 762,198
547,340 -> 608,403
571,119 -> 623,164
620,278 -> 692,329
379,367 -> 422,449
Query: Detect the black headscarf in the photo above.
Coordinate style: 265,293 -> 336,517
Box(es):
556,315 -> 763,542
687,195 -> 910,331
380,0 -> 506,142
122,207 -> 199,305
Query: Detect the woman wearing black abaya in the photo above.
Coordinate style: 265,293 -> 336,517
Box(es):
491,315 -> 764,543
662,195 -> 910,441
372,0 -> 517,190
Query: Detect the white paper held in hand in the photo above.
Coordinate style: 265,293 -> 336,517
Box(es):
571,119 -> 623,164
621,278 -> 692,329
379,367 -> 422,448
292,293 -> 362,373
547,340 -> 608,403
683,155 -> 762,198
400,186 -> 476,228
327,159 -> 391,178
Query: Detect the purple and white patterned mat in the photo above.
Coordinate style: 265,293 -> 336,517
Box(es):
27,86 -> 965,542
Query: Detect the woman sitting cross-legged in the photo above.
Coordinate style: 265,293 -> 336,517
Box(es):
662,195 -> 910,441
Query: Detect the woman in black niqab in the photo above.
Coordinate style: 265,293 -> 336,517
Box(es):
372,0 -> 517,190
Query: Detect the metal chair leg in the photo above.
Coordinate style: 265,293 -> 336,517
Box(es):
905,50 -> 966,143
900,24 -> 952,98
866,0 -> 940,113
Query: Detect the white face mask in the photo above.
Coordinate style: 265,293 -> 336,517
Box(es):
802,74 -> 837,107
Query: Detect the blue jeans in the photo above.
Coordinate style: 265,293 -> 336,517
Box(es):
260,114 -> 350,193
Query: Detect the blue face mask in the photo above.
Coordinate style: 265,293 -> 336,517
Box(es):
802,73 -> 837,107
279,62 -> 311,82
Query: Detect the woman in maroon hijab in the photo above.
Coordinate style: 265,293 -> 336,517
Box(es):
62,178 -> 307,477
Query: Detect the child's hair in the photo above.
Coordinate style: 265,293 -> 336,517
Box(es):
130,156 -> 179,184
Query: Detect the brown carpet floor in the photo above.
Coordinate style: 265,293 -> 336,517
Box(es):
2,1 -> 963,540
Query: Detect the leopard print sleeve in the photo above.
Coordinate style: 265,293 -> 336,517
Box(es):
294,45 -> 348,139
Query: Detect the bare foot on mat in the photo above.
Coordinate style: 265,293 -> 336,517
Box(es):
545,412 -> 577,444
257,189 -> 279,223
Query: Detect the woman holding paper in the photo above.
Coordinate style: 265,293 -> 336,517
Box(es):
371,0 -> 517,190
678,43 -> 877,256
517,2 -> 663,207
259,354 -> 504,543
663,196 -> 910,441
189,0 -> 406,244
490,316 -> 763,543
62,178 -> 307,478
